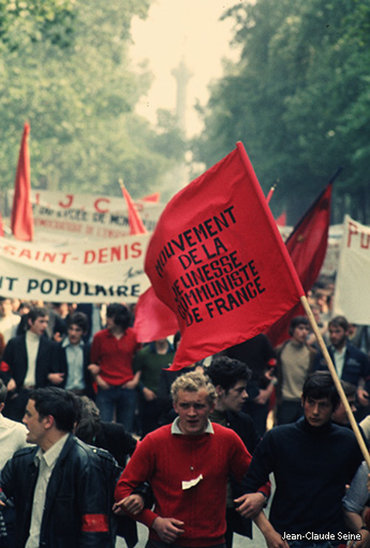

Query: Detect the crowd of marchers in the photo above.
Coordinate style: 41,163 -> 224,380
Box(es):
0,277 -> 369,548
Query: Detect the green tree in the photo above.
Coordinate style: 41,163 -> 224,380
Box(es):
0,0 -> 76,50
0,0 -> 185,204
192,0 -> 370,224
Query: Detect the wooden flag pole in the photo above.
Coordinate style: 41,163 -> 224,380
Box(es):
300,295 -> 370,468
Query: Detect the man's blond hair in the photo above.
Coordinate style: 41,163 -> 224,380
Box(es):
171,371 -> 217,405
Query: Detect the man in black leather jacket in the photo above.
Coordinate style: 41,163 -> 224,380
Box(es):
0,387 -> 112,547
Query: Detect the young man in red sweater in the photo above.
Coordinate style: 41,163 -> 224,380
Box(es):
89,303 -> 140,432
114,371 -> 268,548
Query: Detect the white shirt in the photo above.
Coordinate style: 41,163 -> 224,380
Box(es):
63,339 -> 85,391
171,417 -> 214,435
25,434 -> 69,548
0,414 -> 29,469
332,345 -> 346,379
0,314 -> 20,344
24,331 -> 40,387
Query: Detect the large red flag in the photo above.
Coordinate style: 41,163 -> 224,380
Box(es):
11,122 -> 34,241
119,181 -> 147,235
145,142 -> 304,370
266,180 -> 333,346
134,286 -> 179,343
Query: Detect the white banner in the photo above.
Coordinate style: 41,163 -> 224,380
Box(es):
320,224 -> 343,277
333,215 -> 370,324
0,234 -> 151,303
7,190 -> 163,239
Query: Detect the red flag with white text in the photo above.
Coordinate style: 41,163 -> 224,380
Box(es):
11,122 -> 34,241
145,142 -> 304,370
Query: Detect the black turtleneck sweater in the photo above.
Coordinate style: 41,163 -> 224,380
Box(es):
244,417 -> 363,535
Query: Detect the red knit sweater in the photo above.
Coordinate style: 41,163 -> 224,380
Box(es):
90,327 -> 139,385
114,422 -> 252,547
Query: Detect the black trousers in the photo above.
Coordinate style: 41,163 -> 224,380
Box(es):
146,540 -> 226,548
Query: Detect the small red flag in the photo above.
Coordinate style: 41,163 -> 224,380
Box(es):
266,180 -> 333,346
145,142 -> 304,370
120,181 -> 147,235
0,212 -> 4,237
11,122 -> 34,241
276,211 -> 287,227
139,192 -> 160,203
134,286 -> 179,343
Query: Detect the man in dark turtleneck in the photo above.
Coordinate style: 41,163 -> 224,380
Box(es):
207,356 -> 267,548
207,356 -> 259,452
244,372 -> 364,548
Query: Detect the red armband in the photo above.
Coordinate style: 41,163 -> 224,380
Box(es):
81,514 -> 109,532
0,361 -> 9,372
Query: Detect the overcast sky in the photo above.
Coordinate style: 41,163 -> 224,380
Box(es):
130,0 -> 241,136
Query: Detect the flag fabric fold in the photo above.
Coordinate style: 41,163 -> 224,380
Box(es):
134,286 -> 179,343
11,122 -> 34,241
285,181 -> 333,290
145,142 -> 304,370
120,181 -> 147,235
266,180 -> 333,346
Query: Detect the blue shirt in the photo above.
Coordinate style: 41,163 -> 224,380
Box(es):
62,339 -> 85,391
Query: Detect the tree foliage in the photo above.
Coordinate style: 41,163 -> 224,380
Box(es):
0,0 -> 77,51
0,0 -> 185,203
192,0 -> 370,224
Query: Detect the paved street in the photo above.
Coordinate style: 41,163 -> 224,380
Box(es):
116,492 -> 272,548
116,522 -> 267,547
132,522 -> 267,547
